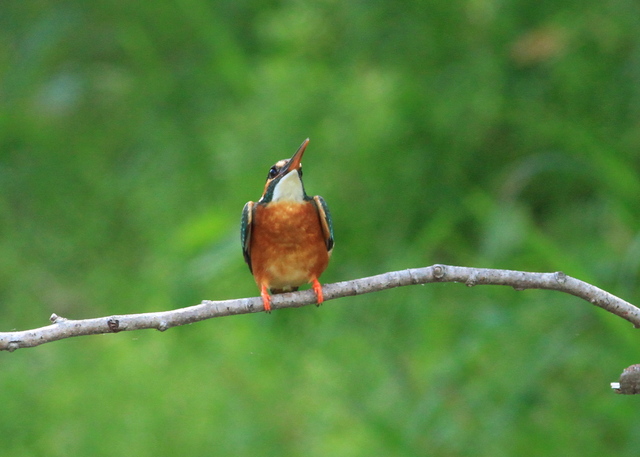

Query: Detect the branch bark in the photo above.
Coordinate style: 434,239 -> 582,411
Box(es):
1,264 -> 638,352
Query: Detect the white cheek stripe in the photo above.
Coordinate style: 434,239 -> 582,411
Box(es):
272,171 -> 304,202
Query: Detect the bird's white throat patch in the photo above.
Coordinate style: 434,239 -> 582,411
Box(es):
272,170 -> 304,202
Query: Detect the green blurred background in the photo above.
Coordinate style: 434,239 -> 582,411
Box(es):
2,0 -> 640,455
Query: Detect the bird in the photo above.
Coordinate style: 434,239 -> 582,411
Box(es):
241,138 -> 334,313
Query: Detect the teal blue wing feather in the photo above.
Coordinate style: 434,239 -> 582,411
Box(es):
241,201 -> 255,272
312,196 -> 334,254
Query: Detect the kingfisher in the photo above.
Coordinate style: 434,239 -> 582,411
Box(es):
241,138 -> 334,313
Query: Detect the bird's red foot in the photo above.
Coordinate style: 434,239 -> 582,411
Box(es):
260,285 -> 272,313
312,278 -> 324,307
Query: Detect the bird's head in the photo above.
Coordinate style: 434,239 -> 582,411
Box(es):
259,138 -> 309,204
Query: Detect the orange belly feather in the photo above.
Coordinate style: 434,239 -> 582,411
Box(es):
251,201 -> 329,292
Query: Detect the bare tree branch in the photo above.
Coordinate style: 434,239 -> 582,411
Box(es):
1,264 -> 638,352
612,364 -> 640,394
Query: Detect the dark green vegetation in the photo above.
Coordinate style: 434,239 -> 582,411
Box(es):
2,1 -> 640,455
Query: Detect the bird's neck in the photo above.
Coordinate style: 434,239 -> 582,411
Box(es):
270,171 -> 305,203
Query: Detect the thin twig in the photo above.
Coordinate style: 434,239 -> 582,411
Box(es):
1,264 -> 638,352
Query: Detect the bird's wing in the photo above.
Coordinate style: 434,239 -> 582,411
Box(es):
241,201 -> 255,272
312,196 -> 334,254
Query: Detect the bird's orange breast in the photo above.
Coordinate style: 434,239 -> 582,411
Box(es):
250,201 -> 330,291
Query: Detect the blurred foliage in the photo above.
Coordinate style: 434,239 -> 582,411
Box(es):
1,0 -> 640,455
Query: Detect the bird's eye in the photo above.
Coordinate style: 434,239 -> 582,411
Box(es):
268,166 -> 279,179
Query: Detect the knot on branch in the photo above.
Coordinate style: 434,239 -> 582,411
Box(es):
432,264 -> 446,280
554,271 -> 567,284
107,318 -> 121,333
50,313 -> 67,324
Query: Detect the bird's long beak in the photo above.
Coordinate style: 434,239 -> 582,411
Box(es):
281,138 -> 309,175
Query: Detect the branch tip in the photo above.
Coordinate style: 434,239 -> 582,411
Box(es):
613,364 -> 640,394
